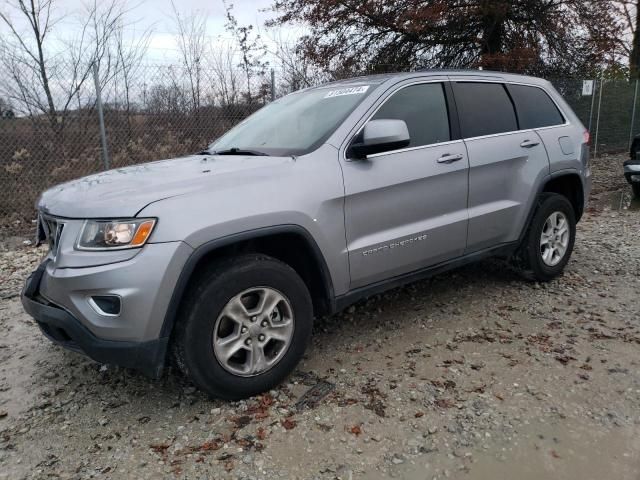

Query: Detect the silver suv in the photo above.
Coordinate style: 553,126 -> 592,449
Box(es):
22,71 -> 591,399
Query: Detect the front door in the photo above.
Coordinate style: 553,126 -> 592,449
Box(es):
341,81 -> 469,289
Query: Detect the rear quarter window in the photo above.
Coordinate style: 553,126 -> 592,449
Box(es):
506,84 -> 565,129
452,82 -> 518,138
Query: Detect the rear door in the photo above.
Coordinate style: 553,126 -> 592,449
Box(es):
342,81 -> 469,289
450,80 -> 551,253
505,83 -> 576,172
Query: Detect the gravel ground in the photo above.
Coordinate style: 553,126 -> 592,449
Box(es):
0,154 -> 639,480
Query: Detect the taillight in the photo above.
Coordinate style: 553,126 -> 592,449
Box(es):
583,130 -> 591,145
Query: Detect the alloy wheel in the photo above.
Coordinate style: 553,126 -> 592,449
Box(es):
212,287 -> 295,377
540,211 -> 570,267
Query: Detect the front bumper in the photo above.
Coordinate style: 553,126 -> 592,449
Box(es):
22,261 -> 167,377
21,241 -> 193,377
624,159 -> 640,184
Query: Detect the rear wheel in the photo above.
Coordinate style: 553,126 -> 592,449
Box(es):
516,193 -> 576,282
174,254 -> 313,400
632,183 -> 640,198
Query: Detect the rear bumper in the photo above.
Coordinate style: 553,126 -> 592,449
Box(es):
22,261 -> 167,378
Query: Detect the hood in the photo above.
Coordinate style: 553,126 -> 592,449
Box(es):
39,154 -> 293,218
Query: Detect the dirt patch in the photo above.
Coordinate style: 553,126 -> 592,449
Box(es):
0,155 -> 639,479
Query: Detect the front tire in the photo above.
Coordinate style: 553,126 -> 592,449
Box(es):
174,254 -> 313,400
516,193 -> 576,282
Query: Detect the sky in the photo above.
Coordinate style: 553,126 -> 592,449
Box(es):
129,0 -> 281,61
0,0 -> 297,63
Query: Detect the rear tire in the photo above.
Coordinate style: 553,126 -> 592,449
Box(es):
516,193 -> 576,282
173,254 -> 313,400
633,183 -> 640,198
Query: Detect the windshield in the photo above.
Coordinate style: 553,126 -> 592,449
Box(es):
208,85 -> 373,156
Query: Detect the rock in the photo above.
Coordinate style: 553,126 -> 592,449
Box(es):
336,465 -> 353,480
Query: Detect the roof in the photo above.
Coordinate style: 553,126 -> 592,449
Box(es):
316,69 -> 546,89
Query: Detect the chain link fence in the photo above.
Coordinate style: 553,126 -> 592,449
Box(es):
0,65 -> 637,238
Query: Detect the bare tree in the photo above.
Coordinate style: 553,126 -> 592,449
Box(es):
210,42 -> 241,107
268,29 -> 326,93
0,0 -> 58,124
146,82 -> 189,116
170,0 -> 206,113
0,0 -> 127,131
223,0 -> 269,102
111,19 -> 152,135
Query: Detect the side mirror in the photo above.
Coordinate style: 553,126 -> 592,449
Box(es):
348,119 -> 410,159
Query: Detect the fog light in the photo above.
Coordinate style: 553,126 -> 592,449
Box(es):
89,295 -> 121,316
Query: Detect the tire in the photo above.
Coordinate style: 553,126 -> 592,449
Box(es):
516,193 -> 576,282
633,183 -> 640,198
173,254 -> 313,400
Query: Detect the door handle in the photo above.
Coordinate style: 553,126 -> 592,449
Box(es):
437,153 -> 464,164
520,139 -> 540,148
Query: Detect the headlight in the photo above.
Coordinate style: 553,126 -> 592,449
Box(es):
76,218 -> 156,250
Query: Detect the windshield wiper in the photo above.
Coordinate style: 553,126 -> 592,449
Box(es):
203,147 -> 269,156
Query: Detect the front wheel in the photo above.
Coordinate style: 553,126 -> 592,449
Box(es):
173,254 -> 313,400
516,193 -> 576,282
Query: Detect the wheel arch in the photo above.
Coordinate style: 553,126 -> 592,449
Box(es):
159,225 -> 335,340
541,172 -> 585,221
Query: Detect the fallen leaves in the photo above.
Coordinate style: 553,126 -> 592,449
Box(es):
192,440 -> 222,453
431,379 -> 456,391
361,381 -> 387,418
555,354 -> 577,365
230,415 -> 252,429
468,384 -> 487,394
526,333 -> 553,352
434,398 -> 456,409
149,442 -> 171,454
245,394 -> 275,420
281,417 -> 297,430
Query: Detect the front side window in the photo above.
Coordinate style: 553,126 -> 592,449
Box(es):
453,82 -> 518,138
209,84 -> 374,156
371,83 -> 450,148
507,84 -> 565,129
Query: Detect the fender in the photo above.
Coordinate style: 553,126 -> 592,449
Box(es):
158,224 -> 336,339
517,168 -> 585,245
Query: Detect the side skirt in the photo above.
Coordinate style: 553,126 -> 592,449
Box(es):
334,242 -> 519,313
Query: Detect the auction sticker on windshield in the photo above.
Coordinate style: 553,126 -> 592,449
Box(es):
324,86 -> 370,98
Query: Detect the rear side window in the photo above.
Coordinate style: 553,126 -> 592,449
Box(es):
507,84 -> 565,129
453,82 -> 518,138
372,83 -> 450,148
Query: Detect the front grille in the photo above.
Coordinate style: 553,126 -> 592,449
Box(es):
39,214 -> 64,256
